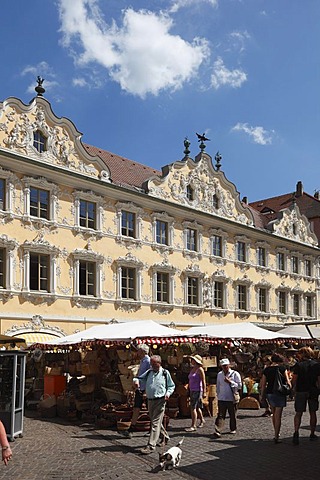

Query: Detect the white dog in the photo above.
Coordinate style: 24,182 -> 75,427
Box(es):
158,438 -> 184,471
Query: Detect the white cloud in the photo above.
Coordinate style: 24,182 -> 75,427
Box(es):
229,30 -> 250,53
169,0 -> 218,14
72,77 -> 88,87
58,0 -> 209,98
231,123 -> 274,145
210,57 -> 247,89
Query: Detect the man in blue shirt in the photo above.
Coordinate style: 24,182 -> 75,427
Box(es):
133,355 -> 175,454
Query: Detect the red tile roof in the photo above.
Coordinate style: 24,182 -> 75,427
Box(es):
83,143 -> 161,190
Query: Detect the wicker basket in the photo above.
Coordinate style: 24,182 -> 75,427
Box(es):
135,413 -> 150,432
117,419 -> 131,431
238,396 -> 260,410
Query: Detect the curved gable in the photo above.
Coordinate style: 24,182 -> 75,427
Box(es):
267,204 -> 318,246
0,96 -> 110,181
146,152 -> 253,225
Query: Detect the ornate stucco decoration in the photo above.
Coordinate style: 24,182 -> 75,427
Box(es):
0,97 -> 110,181
4,315 -> 66,337
267,205 -> 318,246
145,152 -> 253,225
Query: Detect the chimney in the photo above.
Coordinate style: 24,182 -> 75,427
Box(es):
296,181 -> 303,197
314,191 -> 320,200
242,196 -> 248,204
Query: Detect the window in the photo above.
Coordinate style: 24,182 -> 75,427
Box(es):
305,259 -> 312,277
293,293 -> 300,316
33,130 -> 47,153
186,184 -> 194,201
186,228 -> 198,251
212,194 -> 219,209
121,211 -> 136,238
237,241 -> 246,262
212,235 -> 222,257
277,252 -> 285,271
0,248 -> 5,288
258,288 -> 267,312
30,187 -> 49,219
237,284 -> 247,310
79,261 -> 96,296
258,247 -> 266,267
292,256 -> 299,274
306,295 -> 313,317
278,291 -> 287,314
156,272 -> 169,303
0,179 -> 5,210
213,281 -> 224,308
80,200 -> 96,229
121,267 -> 136,300
187,277 -> 199,305
156,220 -> 168,245
30,253 -> 49,291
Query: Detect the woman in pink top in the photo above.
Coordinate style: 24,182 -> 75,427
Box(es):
185,355 -> 207,432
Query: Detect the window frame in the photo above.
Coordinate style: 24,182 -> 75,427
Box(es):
33,130 -> 47,153
23,177 -> 59,224
292,293 -> 300,316
237,284 -> 247,310
278,291 -> 287,315
213,281 -> 224,308
116,202 -> 142,243
72,248 -> 104,299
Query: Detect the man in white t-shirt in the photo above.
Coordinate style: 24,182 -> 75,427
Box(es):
214,358 -> 242,437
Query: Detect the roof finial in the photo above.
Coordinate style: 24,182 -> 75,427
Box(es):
183,137 -> 190,157
35,76 -> 45,97
215,151 -> 222,171
196,132 -> 210,151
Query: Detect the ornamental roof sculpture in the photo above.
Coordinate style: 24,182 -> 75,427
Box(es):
145,150 -> 254,226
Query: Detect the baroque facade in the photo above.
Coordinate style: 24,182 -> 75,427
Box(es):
0,89 -> 319,342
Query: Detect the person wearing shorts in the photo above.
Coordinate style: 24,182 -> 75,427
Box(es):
260,353 -> 291,443
292,347 -> 320,445
185,354 -> 206,432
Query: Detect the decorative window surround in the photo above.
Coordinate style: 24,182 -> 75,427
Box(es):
0,169 -> 18,219
0,234 -> 18,298
72,246 -> 104,307
255,241 -> 270,272
21,235 -> 60,303
151,260 -> 176,308
209,228 -> 227,265
234,235 -> 250,266
303,256 -> 314,278
275,247 -> 289,275
151,212 -> 174,252
182,220 -> 203,259
211,269 -> 231,311
182,264 -> 204,310
233,275 -> 252,315
73,190 -> 104,234
22,176 -> 59,226
114,253 -> 143,310
254,282 -> 271,314
115,202 -> 143,247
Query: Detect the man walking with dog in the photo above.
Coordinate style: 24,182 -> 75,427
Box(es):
133,354 -> 175,454
213,358 -> 242,438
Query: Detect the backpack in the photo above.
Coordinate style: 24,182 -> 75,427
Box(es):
145,368 -> 168,390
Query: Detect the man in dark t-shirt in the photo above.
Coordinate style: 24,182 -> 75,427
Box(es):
292,347 -> 320,445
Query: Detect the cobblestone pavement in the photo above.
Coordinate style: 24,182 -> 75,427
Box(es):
1,401 -> 319,480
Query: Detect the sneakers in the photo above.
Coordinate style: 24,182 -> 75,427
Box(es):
293,431 -> 299,445
213,428 -> 221,438
310,433 -> 318,441
119,429 -> 132,438
230,430 -> 237,434
198,421 -> 206,428
140,445 -> 155,455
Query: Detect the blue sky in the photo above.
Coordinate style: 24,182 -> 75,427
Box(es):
1,0 -> 319,202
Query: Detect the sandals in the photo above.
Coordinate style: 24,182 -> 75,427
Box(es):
185,426 -> 197,432
198,421 -> 206,428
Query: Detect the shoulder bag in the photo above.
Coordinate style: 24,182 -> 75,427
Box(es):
273,367 -> 291,396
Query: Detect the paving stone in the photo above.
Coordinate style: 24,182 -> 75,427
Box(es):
0,402 -> 318,480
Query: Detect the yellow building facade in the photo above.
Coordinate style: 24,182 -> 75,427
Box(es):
0,92 -> 319,342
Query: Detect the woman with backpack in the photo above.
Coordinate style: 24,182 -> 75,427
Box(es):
259,353 -> 291,443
